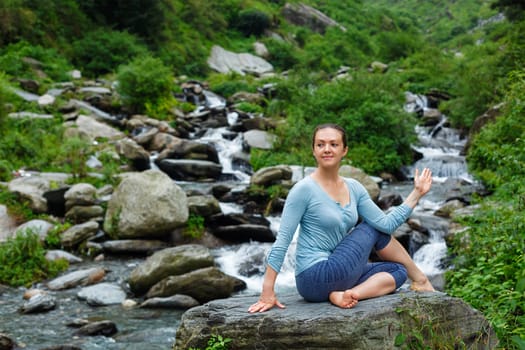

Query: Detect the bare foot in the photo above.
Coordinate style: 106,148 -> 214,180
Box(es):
329,289 -> 359,309
410,278 -> 435,292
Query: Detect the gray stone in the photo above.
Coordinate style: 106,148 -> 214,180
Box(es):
77,283 -> 127,306
174,292 -> 497,350
128,244 -> 215,295
103,169 -> 188,239
146,266 -> 246,303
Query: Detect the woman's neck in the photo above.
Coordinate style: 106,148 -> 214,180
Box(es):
312,167 -> 341,183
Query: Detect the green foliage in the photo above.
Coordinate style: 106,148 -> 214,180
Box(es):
116,55 -> 175,113
45,222 -> 72,249
0,0 -> 90,46
492,0 -> 525,21
0,0 -> 37,46
55,136 -> 92,179
234,9 -> 271,37
0,185 -> 37,223
447,70 -> 525,349
466,70 -> 525,191
71,29 -> 148,77
394,299 -> 470,349
188,334 -> 232,350
263,38 -> 299,71
376,30 -> 423,63
0,40 -> 73,82
0,116 -> 64,173
446,200 -> 525,349
208,73 -> 257,98
78,0 -> 165,43
183,214 -> 205,240
235,102 -> 263,114
252,70 -> 416,174
0,72 -> 7,137
0,228 -> 68,287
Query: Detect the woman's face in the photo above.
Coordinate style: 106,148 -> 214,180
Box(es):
312,127 -> 348,167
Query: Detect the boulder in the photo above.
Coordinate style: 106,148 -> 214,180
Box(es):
207,45 -> 274,76
339,165 -> 380,201
103,170 -> 188,239
281,3 -> 346,34
146,266 -> 246,303
250,165 -> 293,187
157,159 -> 223,181
174,292 -> 497,350
128,244 -> 215,295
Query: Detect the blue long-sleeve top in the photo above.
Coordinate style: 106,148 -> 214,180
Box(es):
266,176 -> 413,276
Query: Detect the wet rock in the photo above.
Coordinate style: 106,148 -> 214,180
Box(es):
210,224 -> 275,243
157,159 -> 223,181
74,320 -> 118,337
128,244 -> 215,295
60,221 -> 99,248
0,333 -> 16,350
45,250 -> 83,263
19,293 -> 56,314
243,129 -> 276,150
114,138 -> 151,171
100,240 -> 168,255
146,266 -> 246,303
250,165 -> 292,187
77,282 -> 127,306
140,294 -> 199,309
47,267 -> 106,290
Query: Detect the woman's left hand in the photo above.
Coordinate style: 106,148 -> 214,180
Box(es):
414,168 -> 432,196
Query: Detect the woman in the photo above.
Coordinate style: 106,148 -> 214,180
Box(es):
248,123 -> 434,313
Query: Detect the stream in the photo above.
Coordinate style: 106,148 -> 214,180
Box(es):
0,92 -> 478,349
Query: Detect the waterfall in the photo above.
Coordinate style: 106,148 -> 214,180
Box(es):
208,91 -> 473,292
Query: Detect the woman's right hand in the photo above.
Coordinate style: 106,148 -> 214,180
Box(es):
248,292 -> 285,313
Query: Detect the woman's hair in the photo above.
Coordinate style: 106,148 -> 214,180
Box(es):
312,123 -> 348,148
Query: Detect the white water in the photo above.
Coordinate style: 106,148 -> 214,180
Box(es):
209,92 -> 471,292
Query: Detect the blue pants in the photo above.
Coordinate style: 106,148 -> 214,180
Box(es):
295,222 -> 408,302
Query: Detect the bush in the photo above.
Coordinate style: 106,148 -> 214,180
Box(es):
234,9 -> 271,37
0,40 -> 72,82
116,55 -> 175,114
0,228 -> 68,287
466,70 -> 525,191
72,29 -> 148,77
252,71 -> 416,174
447,70 -> 525,349
263,38 -> 299,71
0,117 -> 64,173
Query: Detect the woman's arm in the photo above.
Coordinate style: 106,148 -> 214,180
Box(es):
355,168 -> 433,233
403,168 -> 433,208
248,266 -> 286,313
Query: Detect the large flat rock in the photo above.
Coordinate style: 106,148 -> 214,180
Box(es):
174,291 -> 497,350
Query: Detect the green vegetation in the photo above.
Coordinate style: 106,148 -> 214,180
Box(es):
446,71 -> 525,349
183,214 -> 206,240
0,228 -> 68,287
0,0 -> 524,347
394,300 -> 470,350
188,334 -> 231,350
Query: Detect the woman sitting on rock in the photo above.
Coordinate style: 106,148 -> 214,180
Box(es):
248,123 -> 435,313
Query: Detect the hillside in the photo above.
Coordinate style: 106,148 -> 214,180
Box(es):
0,1 -> 524,348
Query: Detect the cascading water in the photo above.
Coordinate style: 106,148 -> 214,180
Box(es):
212,91 -> 475,292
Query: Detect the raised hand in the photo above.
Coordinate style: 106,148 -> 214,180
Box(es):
413,167 -> 432,196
